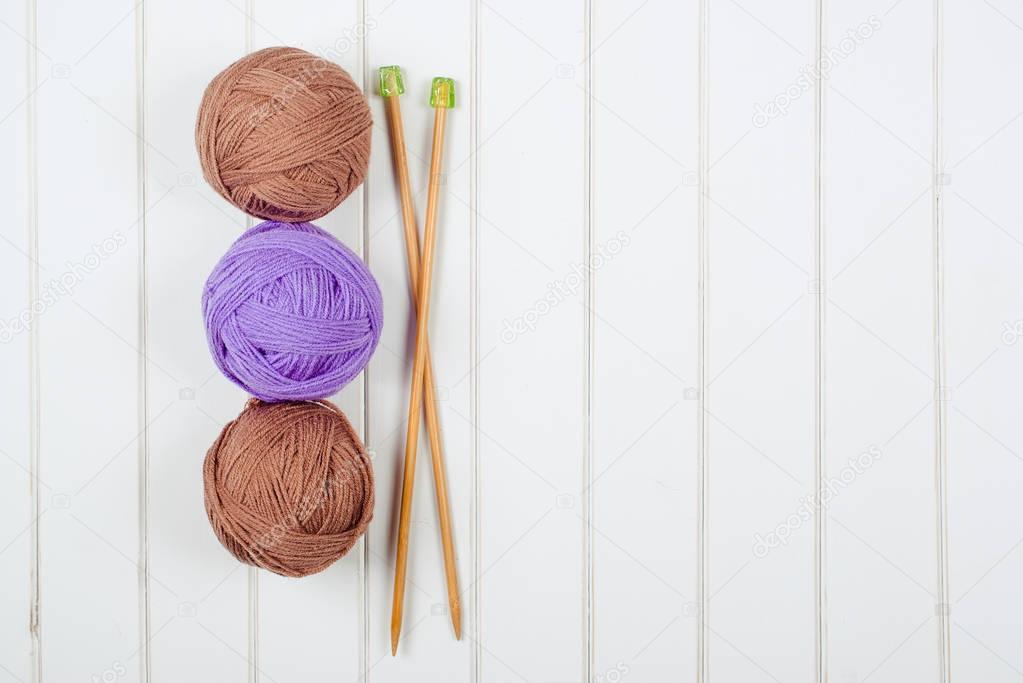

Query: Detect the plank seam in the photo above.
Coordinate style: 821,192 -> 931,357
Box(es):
243,3 -> 258,682
26,0 -> 41,679
583,0 -> 595,680
696,0 -> 709,679
358,1 -> 371,679
813,1 -> 827,682
135,0 -> 151,678
470,0 -> 483,680
933,0 -> 952,679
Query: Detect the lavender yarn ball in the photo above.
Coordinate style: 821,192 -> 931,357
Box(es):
203,221 -> 383,401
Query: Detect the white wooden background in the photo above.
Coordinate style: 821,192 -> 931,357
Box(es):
1,0 -> 1022,681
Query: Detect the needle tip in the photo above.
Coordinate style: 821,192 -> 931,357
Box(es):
390,618 -> 401,656
451,606 -> 462,640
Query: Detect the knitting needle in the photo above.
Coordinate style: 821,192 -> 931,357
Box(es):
380,66 -> 462,643
391,76 -> 455,655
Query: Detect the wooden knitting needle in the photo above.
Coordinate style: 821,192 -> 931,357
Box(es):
380,67 -> 461,644
391,76 -> 455,655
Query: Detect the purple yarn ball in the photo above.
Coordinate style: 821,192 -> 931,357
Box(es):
203,221 -> 383,401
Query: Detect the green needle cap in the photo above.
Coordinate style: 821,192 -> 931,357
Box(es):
430,77 -> 455,108
379,66 -> 405,97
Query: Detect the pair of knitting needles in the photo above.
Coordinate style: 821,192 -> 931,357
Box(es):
380,67 -> 458,655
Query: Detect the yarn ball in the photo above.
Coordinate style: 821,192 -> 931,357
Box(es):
203,398 -> 375,578
203,220 -> 383,401
196,46 -> 372,222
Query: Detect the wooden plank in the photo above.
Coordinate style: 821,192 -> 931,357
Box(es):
249,2 -> 365,681
823,1 -> 942,680
944,0 -> 1023,679
0,0 -> 34,679
364,0 -> 474,679
145,0 -> 249,678
591,0 -> 700,680
475,2 -> 587,681
34,0 -> 142,677
706,1 -> 816,680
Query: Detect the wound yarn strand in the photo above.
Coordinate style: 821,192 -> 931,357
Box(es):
204,398 -> 375,578
196,46 -> 372,222
203,220 -> 383,402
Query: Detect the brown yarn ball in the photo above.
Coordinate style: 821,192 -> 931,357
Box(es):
195,46 -> 372,222
203,398 -> 374,577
